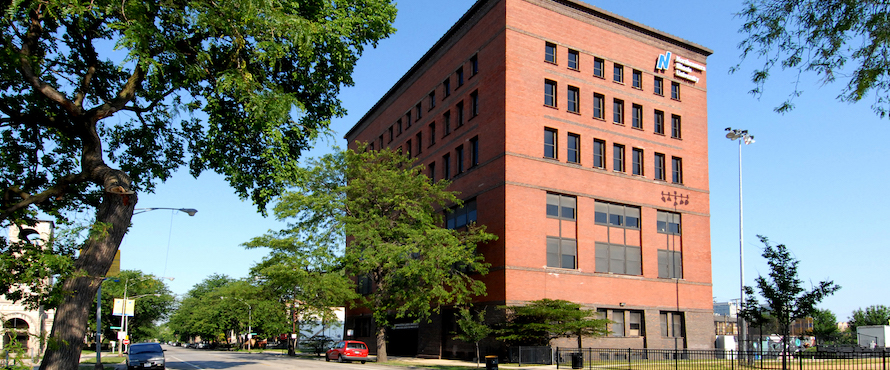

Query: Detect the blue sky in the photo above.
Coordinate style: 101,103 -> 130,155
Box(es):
111,0 -> 887,321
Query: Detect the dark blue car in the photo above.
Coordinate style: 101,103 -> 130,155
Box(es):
127,343 -> 166,370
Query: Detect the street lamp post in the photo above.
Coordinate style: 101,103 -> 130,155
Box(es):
222,297 -> 252,351
117,276 -> 173,356
725,127 -> 754,358
96,277 -> 119,370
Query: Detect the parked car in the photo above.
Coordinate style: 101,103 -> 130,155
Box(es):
126,343 -> 166,370
325,340 -> 369,364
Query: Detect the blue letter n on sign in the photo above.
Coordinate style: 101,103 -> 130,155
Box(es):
656,51 -> 672,70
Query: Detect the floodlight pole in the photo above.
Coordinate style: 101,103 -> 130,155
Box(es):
725,127 -> 754,361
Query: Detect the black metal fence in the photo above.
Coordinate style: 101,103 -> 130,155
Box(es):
554,348 -> 890,370
508,346 -> 553,365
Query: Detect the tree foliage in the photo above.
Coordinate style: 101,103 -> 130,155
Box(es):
167,275 -> 283,348
453,307 -> 492,367
742,236 -> 839,369
256,145 -> 497,361
90,270 -> 175,343
809,308 -> 840,344
0,0 -> 396,368
849,305 -> 890,332
497,299 -> 610,348
734,0 -> 890,117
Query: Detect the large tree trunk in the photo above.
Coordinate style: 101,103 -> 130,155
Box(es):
376,326 -> 387,362
39,190 -> 136,370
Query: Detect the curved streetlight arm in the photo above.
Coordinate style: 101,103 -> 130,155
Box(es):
133,208 -> 198,216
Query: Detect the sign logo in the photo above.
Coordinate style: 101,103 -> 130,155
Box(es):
656,51 -> 672,70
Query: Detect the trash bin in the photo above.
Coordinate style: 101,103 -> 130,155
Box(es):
485,355 -> 498,370
571,352 -> 583,369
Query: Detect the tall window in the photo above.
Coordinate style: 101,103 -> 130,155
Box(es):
405,139 -> 411,157
388,126 -> 394,142
456,101 -> 465,127
546,193 -> 576,221
429,161 -> 436,182
429,91 -> 436,109
632,69 -> 642,89
654,76 -> 664,95
567,86 -> 579,113
593,139 -> 606,168
594,202 -> 640,229
654,153 -> 666,180
671,81 -> 680,100
613,143 -> 625,172
544,80 -> 557,107
661,312 -> 685,338
568,49 -> 579,70
659,249 -> 683,279
632,104 -> 643,129
470,136 -> 479,167
456,66 -> 464,88
397,118 -> 402,136
443,153 -> 451,179
654,110 -> 665,134
613,99 -> 624,124
429,122 -> 436,145
415,103 -> 422,121
470,90 -> 479,117
545,42 -> 557,63
470,54 -> 479,76
632,148 -> 643,176
593,57 -> 604,78
593,93 -> 604,119
547,237 -> 577,269
595,242 -> 641,275
611,310 -> 626,337
456,145 -> 464,174
447,198 -> 477,229
613,63 -> 624,83
444,110 -> 451,135
629,311 -> 644,336
405,112 -> 411,128
672,156 -> 683,184
544,128 -> 557,159
657,210 -> 681,235
671,114 -> 682,139
416,132 -> 423,154
444,78 -> 451,97
567,133 -> 580,163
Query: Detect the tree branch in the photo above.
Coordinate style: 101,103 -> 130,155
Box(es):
18,9 -> 79,116
1,172 -> 87,219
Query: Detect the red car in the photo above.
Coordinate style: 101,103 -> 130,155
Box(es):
325,340 -> 369,363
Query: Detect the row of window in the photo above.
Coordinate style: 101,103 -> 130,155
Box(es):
427,136 -> 480,182
547,197 -> 681,234
547,236 -> 683,278
544,128 -> 684,184
371,89 -> 480,155
545,41 -> 682,100
545,79 -> 682,138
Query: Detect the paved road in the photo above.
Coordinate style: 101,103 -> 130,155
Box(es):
163,345 -> 385,370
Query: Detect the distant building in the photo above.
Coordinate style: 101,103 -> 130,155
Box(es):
344,0 -> 713,357
0,221 -> 56,358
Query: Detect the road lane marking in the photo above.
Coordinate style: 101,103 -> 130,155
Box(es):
167,355 -> 203,370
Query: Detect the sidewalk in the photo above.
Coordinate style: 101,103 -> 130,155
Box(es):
385,356 -> 559,369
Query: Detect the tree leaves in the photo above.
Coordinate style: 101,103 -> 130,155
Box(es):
735,0 -> 890,117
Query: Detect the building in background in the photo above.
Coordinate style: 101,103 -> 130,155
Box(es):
1,221 -> 56,358
344,0 -> 713,357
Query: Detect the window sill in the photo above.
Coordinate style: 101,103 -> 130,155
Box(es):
592,116 -> 606,122
613,121 -> 625,126
545,60 -> 558,66
632,86 -> 643,91
568,110 -> 581,115
631,126 -> 644,131
613,80 -> 625,85
593,74 -> 605,80
671,97 -> 681,102
544,104 -> 558,110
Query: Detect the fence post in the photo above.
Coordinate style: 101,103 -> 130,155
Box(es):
731,350 -> 734,370
883,347 -> 886,370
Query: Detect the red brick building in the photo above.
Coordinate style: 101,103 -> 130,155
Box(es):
344,0 -> 714,356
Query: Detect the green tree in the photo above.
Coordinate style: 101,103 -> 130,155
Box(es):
0,0 -> 396,369
809,308 -> 839,344
733,0 -> 890,117
742,236 -> 840,370
245,247 -> 356,355
849,305 -> 890,332
90,270 -> 175,344
497,299 -> 610,348
453,307 -> 492,367
258,146 -> 497,361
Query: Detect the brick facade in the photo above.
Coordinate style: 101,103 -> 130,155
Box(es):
344,0 -> 714,357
